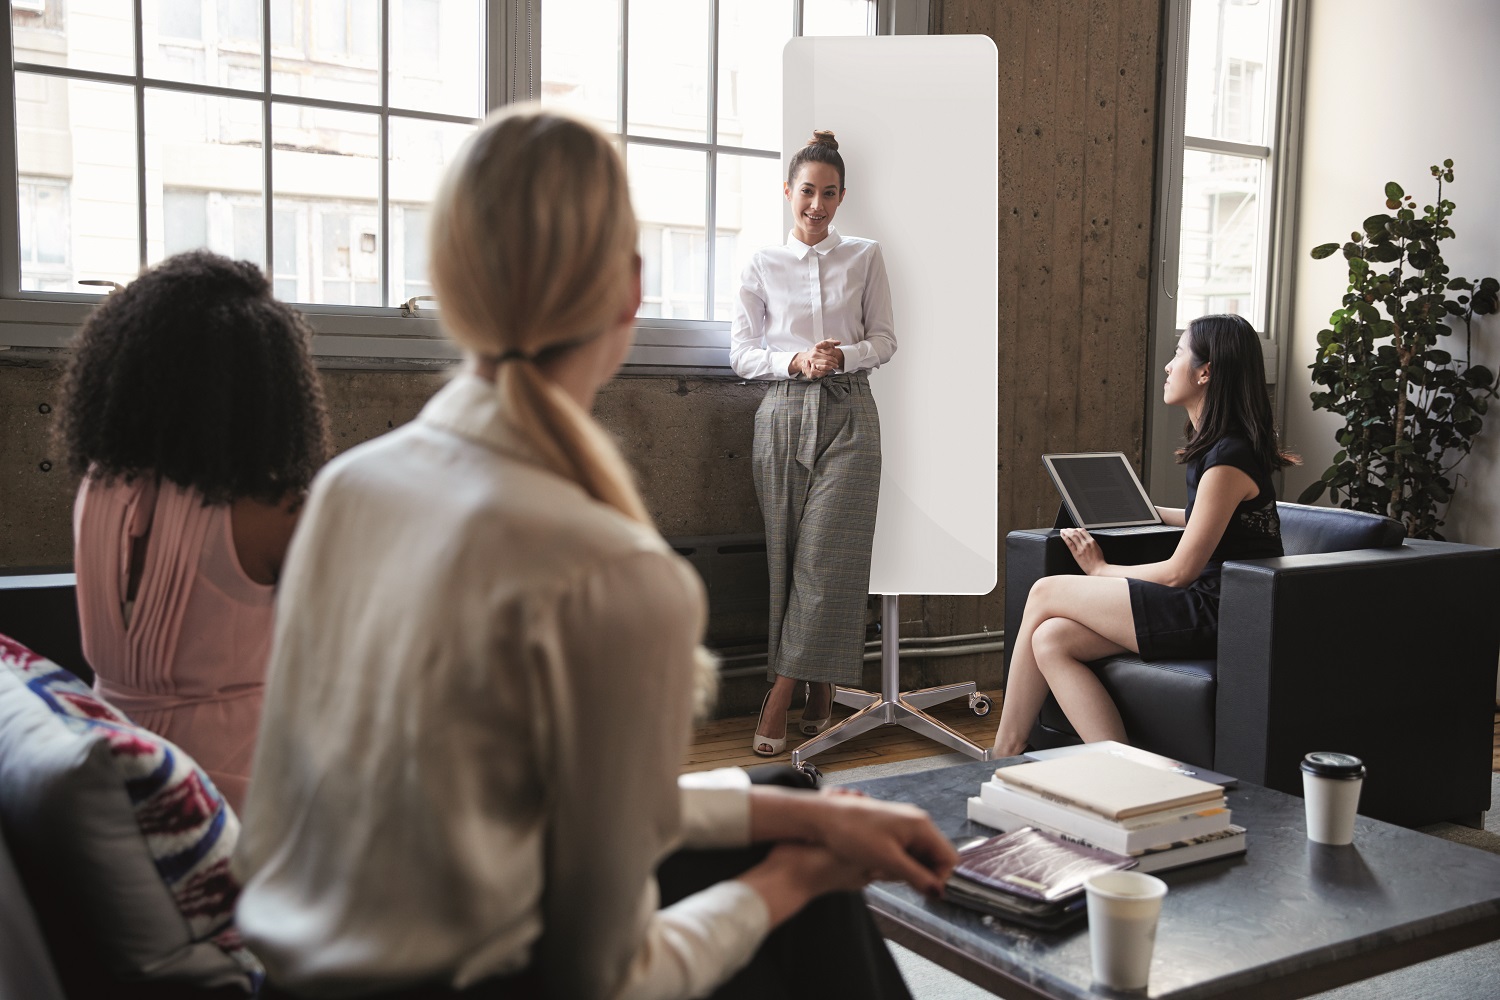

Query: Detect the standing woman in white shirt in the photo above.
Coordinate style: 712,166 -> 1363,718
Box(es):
235,106 -> 953,1000
731,131 -> 896,756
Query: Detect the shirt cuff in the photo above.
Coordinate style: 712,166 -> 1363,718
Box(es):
679,770 -> 752,848
770,350 -> 799,378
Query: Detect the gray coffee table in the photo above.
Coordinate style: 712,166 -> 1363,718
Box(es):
846,758 -> 1500,999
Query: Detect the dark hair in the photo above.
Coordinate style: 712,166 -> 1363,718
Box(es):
1176,314 -> 1298,470
57,250 -> 330,506
786,129 -> 845,189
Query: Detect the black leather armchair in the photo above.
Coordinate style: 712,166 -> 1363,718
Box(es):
1004,502 -> 1500,828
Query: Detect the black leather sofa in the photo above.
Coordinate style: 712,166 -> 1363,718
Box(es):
1004,502 -> 1499,828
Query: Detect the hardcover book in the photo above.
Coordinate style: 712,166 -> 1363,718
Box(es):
992,753 -> 1224,820
979,779 -> 1230,854
967,797 -> 1248,874
1023,739 -> 1238,787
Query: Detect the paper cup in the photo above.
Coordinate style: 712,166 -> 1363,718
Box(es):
1300,752 -> 1365,846
1084,871 -> 1168,991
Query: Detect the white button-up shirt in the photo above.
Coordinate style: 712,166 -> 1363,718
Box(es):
729,227 -> 896,380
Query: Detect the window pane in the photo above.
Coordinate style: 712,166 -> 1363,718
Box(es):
15,74 -> 138,291
715,154 -> 783,318
540,0 -> 620,133
1175,149 -> 1263,329
19,178 -> 73,291
273,103 -> 379,305
1184,0 -> 1272,145
145,89 -> 265,267
389,116 -> 475,305
628,144 -> 706,319
802,0 -> 872,36
274,0 -> 379,105
162,190 -> 208,256
156,0 -> 203,41
718,0 -> 790,152
390,0 -> 482,117
146,0 -> 265,87
12,0 -> 134,75
627,0 -> 709,142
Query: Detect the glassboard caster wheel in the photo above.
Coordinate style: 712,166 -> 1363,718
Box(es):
969,693 -> 992,717
793,761 -> 823,789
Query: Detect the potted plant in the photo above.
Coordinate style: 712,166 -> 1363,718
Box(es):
1298,160 -> 1499,538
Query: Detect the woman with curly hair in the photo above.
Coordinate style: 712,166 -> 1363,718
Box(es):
59,249 -> 328,811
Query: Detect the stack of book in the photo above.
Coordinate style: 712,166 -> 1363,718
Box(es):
945,826 -> 1135,930
966,752 -> 1247,875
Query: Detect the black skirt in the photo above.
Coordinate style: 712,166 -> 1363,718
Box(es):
1127,568 -> 1222,661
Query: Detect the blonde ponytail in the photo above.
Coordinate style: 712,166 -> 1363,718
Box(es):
428,105 -> 649,524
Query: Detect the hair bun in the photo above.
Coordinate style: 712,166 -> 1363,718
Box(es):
809,129 -> 838,150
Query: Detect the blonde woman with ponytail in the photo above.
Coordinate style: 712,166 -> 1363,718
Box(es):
234,106 -> 953,1000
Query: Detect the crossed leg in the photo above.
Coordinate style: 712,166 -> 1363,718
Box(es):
992,575 -> 1140,757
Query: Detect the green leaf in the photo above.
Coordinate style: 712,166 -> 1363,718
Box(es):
1469,365 -> 1494,388
1297,480 -> 1328,504
1385,181 -> 1404,200
1310,242 -> 1340,260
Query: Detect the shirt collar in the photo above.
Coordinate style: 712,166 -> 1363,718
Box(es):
786,226 -> 842,259
419,369 -> 543,466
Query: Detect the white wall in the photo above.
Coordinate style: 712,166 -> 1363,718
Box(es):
1285,0 -> 1500,548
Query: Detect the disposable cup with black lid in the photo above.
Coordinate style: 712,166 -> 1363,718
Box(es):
1300,752 -> 1365,845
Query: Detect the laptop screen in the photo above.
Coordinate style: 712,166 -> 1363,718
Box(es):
1042,453 -> 1160,529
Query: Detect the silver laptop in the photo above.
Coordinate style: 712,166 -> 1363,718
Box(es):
1042,452 -> 1165,532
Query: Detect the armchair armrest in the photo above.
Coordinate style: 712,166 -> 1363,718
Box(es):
1003,528 -> 1182,681
1215,539 -> 1500,827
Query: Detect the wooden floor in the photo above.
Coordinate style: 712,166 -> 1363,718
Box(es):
684,688 -> 1006,775
687,692 -> 1500,775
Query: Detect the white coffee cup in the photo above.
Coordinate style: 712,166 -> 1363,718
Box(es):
1084,870 -> 1168,991
1300,752 -> 1366,846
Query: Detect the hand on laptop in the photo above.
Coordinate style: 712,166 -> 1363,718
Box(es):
1060,527 -> 1105,575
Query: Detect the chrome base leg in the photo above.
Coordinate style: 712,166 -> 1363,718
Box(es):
792,595 -> 992,767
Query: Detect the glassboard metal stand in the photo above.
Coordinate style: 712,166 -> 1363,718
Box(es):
791,594 -> 993,769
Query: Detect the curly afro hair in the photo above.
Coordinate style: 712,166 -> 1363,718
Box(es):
57,250 -> 330,506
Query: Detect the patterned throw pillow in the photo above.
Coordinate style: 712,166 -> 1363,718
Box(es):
0,634 -> 261,992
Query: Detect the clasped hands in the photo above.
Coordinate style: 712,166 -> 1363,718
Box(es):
791,339 -> 846,379
750,785 -> 959,901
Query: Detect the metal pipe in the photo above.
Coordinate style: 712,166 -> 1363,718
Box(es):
716,635 -> 1005,680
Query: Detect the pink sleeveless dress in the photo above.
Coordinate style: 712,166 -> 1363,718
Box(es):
73,476 -> 274,813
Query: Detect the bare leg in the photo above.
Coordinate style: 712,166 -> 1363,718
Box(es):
992,576 -> 1139,755
755,673 -> 802,753
1031,618 -> 1130,743
802,681 -> 832,724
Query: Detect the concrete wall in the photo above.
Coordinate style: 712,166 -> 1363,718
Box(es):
1283,0 -> 1500,546
2,0 -> 1165,717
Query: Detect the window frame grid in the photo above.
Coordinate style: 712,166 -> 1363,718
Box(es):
1145,0 -> 1305,499
1,0 -> 501,354
1,0 -> 905,370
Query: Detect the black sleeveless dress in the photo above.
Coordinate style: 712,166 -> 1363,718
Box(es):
1126,435 -> 1282,660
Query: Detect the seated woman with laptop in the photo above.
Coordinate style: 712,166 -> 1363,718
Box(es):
234,105 -> 955,1000
993,314 -> 1297,757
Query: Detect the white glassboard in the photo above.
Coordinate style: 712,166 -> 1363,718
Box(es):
783,35 -> 999,596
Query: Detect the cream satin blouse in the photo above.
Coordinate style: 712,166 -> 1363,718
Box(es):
233,372 -> 766,999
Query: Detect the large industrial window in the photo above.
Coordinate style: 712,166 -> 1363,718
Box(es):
1146,0 -> 1306,498
1,1 -> 902,365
